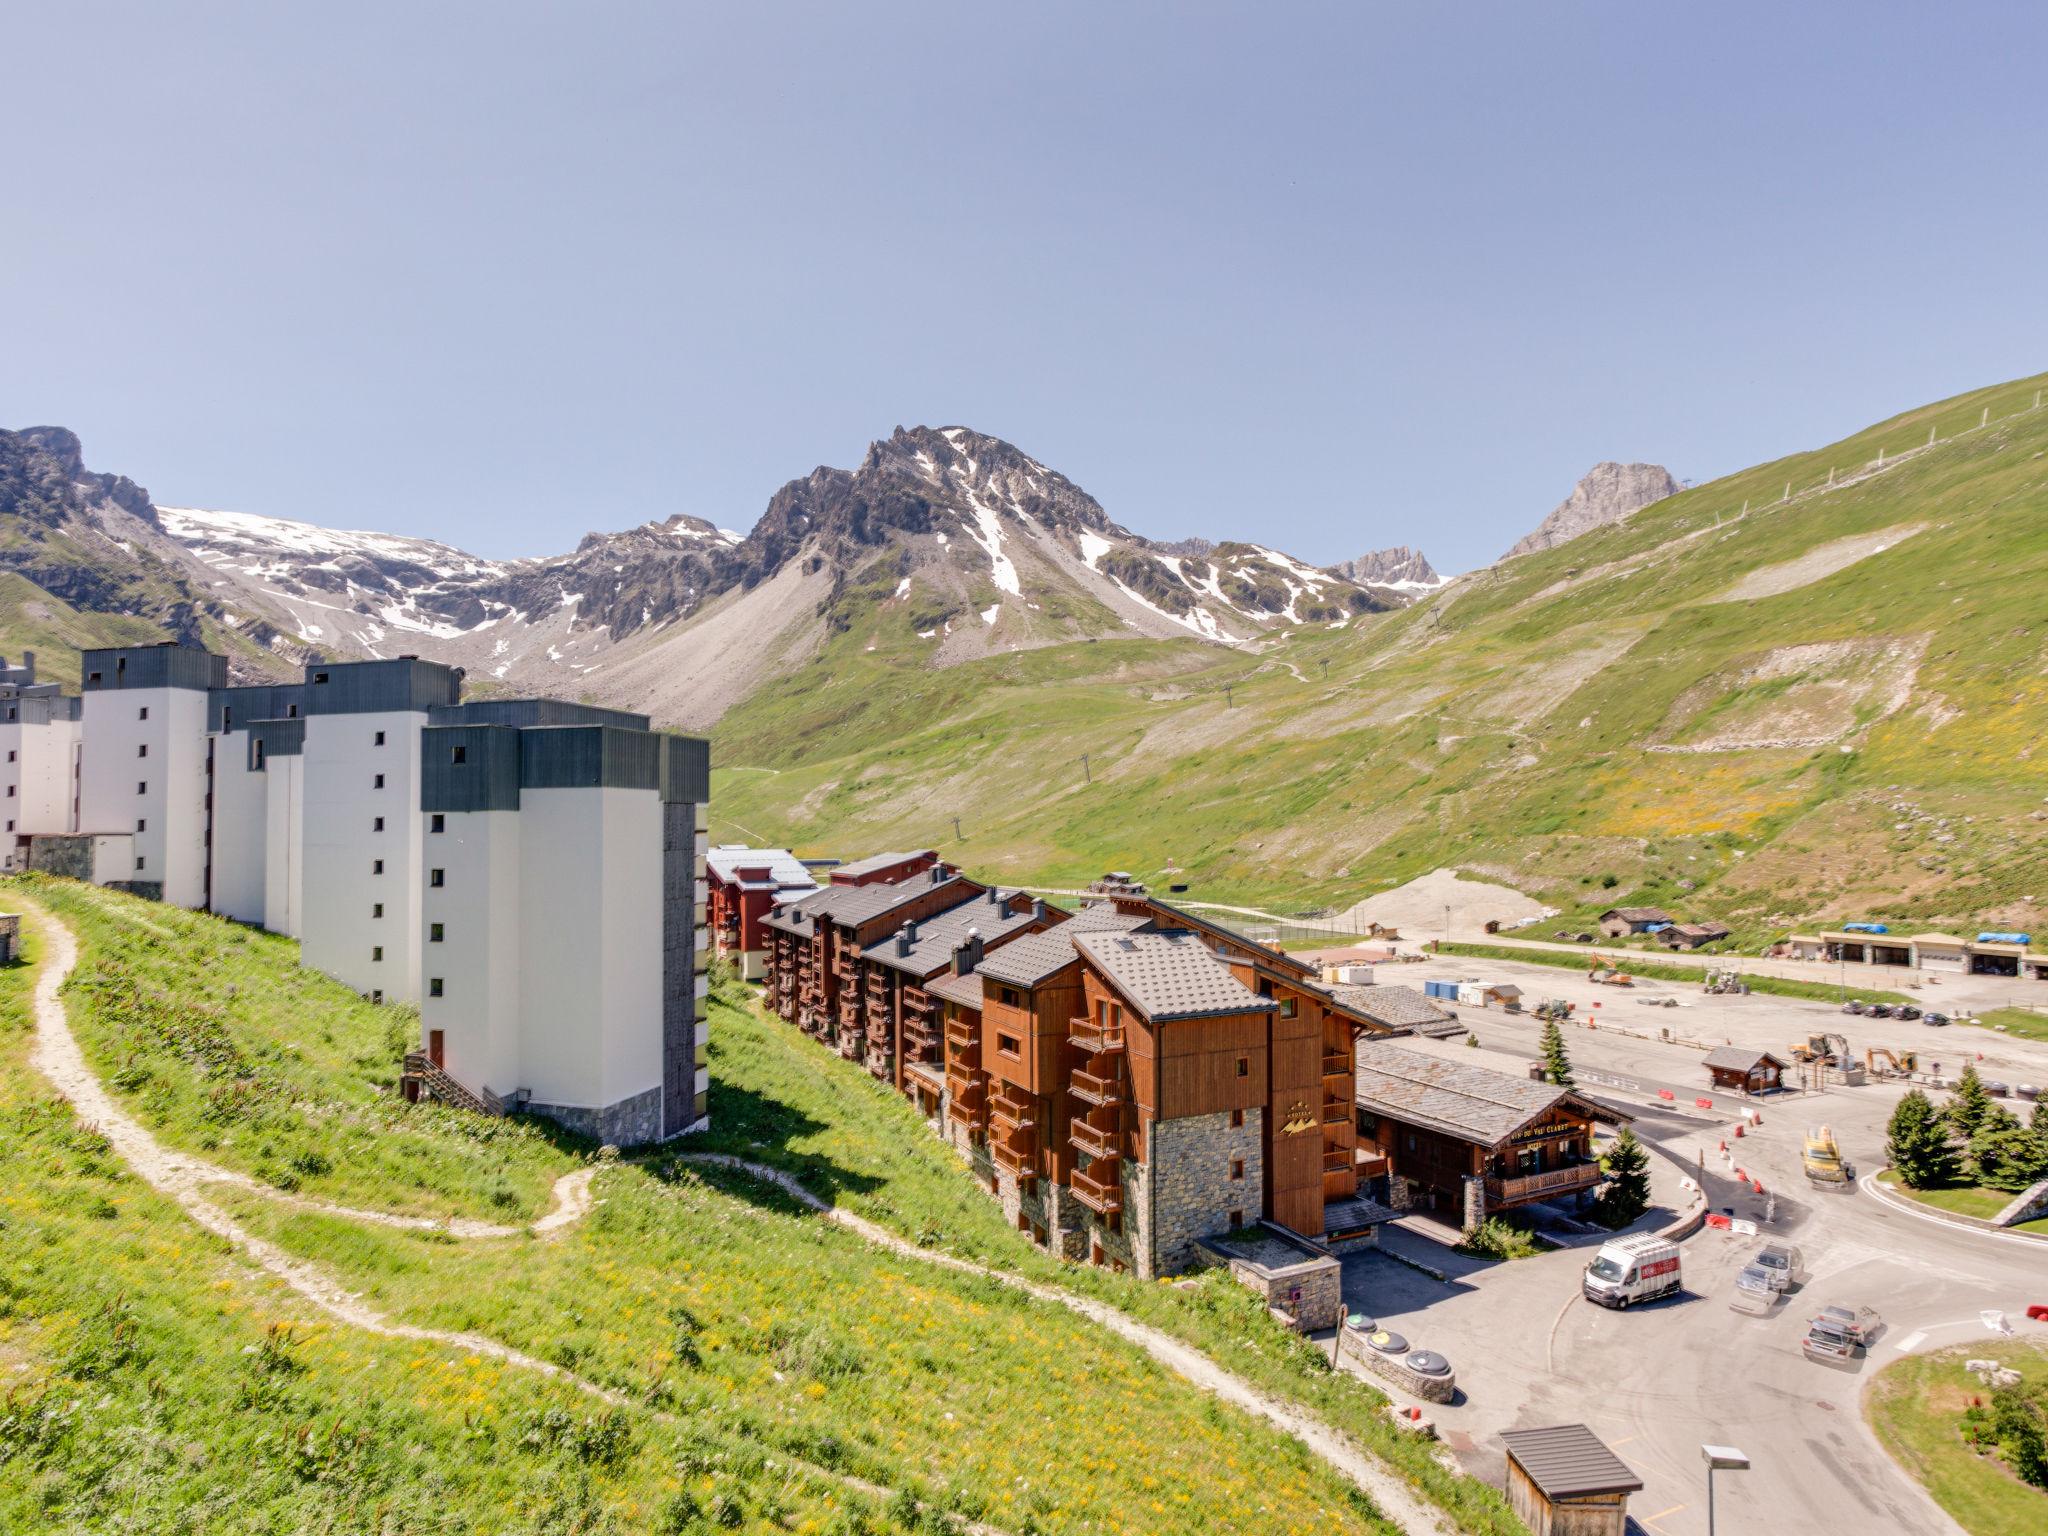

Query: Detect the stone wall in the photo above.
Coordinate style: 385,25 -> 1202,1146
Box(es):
525,1083 -> 663,1147
1340,1327 -> 1458,1404
1139,1108 -> 1264,1277
1196,1226 -> 1344,1332
1994,1177 -> 2048,1228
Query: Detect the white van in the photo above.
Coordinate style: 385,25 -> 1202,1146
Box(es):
1582,1234 -> 1682,1309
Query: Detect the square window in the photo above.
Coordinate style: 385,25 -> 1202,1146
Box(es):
430,868 -> 445,888
1228,1210 -> 1244,1230
137,781 -> 147,794
374,730 -> 386,746
137,743 -> 148,758
135,856 -> 146,871
1235,1056 -> 1249,1078
136,819 -> 146,833
287,703 -> 298,717
373,773 -> 385,789
373,858 -> 385,875
1278,996 -> 1297,1018
999,986 -> 1021,1007
313,671 -> 330,684
5,749 -> 13,762
451,745 -> 466,765
1230,1108 -> 1244,1129
996,1032 -> 1021,1057
4,820 -> 12,833
428,978 -> 444,998
372,903 -> 384,919
372,816 -> 385,832
1230,1159 -> 1245,1181
371,989 -> 383,1005
430,813 -> 445,833
88,672 -> 102,684
371,946 -> 383,963
429,922 -> 444,943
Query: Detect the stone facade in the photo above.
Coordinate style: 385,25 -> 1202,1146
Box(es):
1138,1108 -> 1264,1278
1197,1226 -> 1344,1332
1340,1326 -> 1458,1403
525,1083 -> 663,1147
1461,1174 -> 1486,1233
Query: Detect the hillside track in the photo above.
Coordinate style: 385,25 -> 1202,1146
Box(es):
17,897 -> 1012,1536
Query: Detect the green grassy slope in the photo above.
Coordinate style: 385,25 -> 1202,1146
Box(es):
4,878 -> 1511,1535
711,371 -> 2048,940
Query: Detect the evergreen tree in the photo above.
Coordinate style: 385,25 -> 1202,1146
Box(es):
1594,1126 -> 1652,1229
1947,1062 -> 1992,1140
1886,1088 -> 1959,1189
1540,1019 -> 1574,1087
1971,1108 -> 2048,1193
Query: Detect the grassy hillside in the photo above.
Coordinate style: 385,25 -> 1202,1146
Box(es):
2,878 -> 1525,1535
711,371 -> 2048,941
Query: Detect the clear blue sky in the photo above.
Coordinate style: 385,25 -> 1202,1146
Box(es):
6,4 -> 2044,574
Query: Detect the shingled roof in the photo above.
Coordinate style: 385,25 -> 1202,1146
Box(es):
1352,1042 -> 1584,1146
1073,931 -> 1274,1023
973,928 -> 1085,988
1501,1424 -> 1642,1499
923,970 -> 987,1010
1324,983 -> 1455,1033
829,850 -> 934,881
1702,1044 -> 1786,1072
862,889 -> 1042,976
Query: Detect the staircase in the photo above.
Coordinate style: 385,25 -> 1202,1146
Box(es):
401,1052 -> 505,1117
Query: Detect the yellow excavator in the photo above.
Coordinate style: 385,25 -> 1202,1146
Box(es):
1587,965 -> 1633,987
1803,1125 -> 1854,1189
1864,1046 -> 1917,1078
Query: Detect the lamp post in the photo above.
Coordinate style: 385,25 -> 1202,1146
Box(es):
1701,1444 -> 1749,1536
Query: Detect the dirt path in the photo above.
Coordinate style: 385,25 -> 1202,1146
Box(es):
18,899 -> 1009,1536
680,1154 -> 1452,1536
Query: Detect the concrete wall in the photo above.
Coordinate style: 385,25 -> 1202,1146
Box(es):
79,686 -> 209,907
208,733 -> 270,924
261,756 -> 304,938
0,711 -> 79,856
301,710 -> 425,1001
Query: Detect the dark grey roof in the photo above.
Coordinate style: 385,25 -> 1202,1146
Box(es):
1064,903 -> 1158,934
1140,897 -> 1315,977
1325,983 -> 1454,1032
823,872 -> 975,929
1073,931 -> 1273,1023
863,890 -> 1039,976
1702,1044 -> 1785,1071
923,970 -> 986,1009
1500,1424 -> 1643,1499
1352,1042 -> 1576,1146
974,927 -> 1084,988
829,850 -> 935,880
761,883 -> 856,937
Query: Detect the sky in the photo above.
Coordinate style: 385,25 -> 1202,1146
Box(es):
6,4 -> 2046,576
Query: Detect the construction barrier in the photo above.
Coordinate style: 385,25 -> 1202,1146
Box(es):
1705,1213 -> 1732,1229
1733,1123 -> 1744,1138
1657,1089 -> 1675,1101
1695,1097 -> 1713,1109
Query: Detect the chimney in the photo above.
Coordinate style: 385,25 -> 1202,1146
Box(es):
1032,897 -> 1048,923
954,926 -> 984,975
895,919 -> 917,957
20,650 -> 33,681
930,865 -> 947,885
985,886 -> 1001,907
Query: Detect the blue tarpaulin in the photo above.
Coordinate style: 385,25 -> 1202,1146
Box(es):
1842,922 -> 1889,934
1975,932 -> 2031,946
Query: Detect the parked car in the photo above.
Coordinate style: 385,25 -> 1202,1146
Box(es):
1811,1304 -> 1882,1347
1896,1005 -> 1923,1021
1924,1012 -> 1951,1027
1842,1001 -> 1865,1015
1750,1241 -> 1803,1293
1729,1264 -> 1779,1315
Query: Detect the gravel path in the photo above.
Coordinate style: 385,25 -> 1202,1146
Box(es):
18,898 -> 1009,1536
680,1154 -> 1450,1535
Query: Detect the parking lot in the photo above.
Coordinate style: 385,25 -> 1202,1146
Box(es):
1324,953 -> 2048,1536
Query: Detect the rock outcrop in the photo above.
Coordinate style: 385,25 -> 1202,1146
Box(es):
1505,462 -> 1679,560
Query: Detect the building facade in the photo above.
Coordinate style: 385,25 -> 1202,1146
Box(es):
19,641 -> 712,1147
706,845 -> 819,979
1,653 -> 81,867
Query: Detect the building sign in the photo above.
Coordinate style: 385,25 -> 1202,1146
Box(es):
1281,1100 -> 1317,1135
1509,1117 -> 1580,1146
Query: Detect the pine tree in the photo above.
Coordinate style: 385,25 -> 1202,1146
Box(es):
1971,1107 -> 2048,1193
1947,1062 -> 1992,1140
1595,1126 -> 1651,1229
1887,1088 -> 1959,1189
1540,1019 -> 1574,1087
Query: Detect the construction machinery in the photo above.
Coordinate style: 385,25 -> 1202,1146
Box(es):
1704,967 -> 1749,995
1864,1046 -> 1917,1078
1533,998 -> 1575,1023
1588,965 -> 1634,987
1802,1125 -> 1854,1189
1790,1032 -> 1852,1067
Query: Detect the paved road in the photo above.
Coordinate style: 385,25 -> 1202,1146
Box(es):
1329,963 -> 2048,1536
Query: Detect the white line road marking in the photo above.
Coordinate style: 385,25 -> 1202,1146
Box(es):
1893,1330 -> 1926,1353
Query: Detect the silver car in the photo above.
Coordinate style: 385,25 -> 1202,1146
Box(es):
1752,1242 -> 1803,1293
1811,1304 -> 1881,1347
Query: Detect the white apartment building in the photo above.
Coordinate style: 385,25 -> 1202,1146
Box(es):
76,643 -> 224,906
297,658 -> 462,1004
22,641 -> 712,1147
414,710 -> 711,1142
1,652 -> 81,868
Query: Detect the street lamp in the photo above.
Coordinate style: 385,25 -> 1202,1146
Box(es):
1701,1444 -> 1749,1536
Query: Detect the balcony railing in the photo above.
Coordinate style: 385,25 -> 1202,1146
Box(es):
1321,1052 -> 1351,1077
1486,1162 -> 1602,1205
945,1015 -> 980,1051
1321,1149 -> 1351,1173
1069,1114 -> 1120,1160
1070,1065 -> 1125,1108
988,1085 -> 1036,1134
1070,1162 -> 1123,1215
1321,1100 -> 1350,1125
1069,1017 -> 1127,1055
991,1130 -> 1036,1181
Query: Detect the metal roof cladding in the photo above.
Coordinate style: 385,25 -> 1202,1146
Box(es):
1500,1424 -> 1643,1499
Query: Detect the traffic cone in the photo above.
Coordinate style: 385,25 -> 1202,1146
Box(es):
1734,1123 -> 1744,1138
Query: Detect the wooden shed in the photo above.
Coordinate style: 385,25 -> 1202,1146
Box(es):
1500,1423 -> 1642,1536
1702,1044 -> 1786,1095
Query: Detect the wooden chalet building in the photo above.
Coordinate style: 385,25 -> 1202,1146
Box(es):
767,869 -> 1415,1275
1702,1045 -> 1786,1095
1351,1042 -> 1607,1229
705,845 -> 818,979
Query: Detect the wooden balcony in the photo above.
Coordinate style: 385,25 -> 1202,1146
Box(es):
947,1074 -> 987,1129
1321,1149 -> 1351,1173
945,1015 -> 981,1051
988,1083 -> 1036,1135
1321,1099 -> 1350,1126
1069,1064 -> 1125,1108
1070,1161 -> 1123,1215
1485,1162 -> 1602,1206
1069,1112 -> 1121,1160
1069,1017 -> 1127,1056
903,1016 -> 943,1059
990,1127 -> 1037,1182
1322,1051 -> 1350,1076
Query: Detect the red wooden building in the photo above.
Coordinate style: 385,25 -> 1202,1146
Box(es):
705,845 -> 818,979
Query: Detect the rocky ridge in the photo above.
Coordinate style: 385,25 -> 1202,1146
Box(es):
1504,462 -> 1680,559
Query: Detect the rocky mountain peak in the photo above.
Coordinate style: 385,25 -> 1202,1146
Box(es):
1329,545 -> 1442,590
1505,461 -> 1678,560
